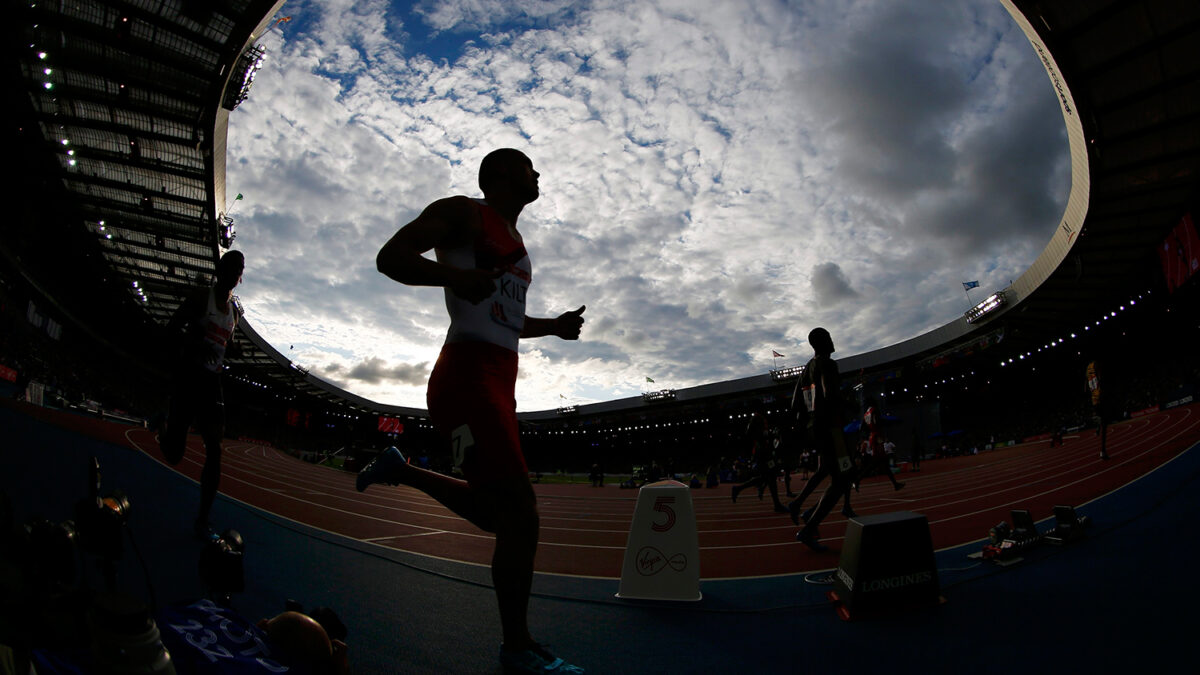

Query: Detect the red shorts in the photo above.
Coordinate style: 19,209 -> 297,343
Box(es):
426,341 -> 526,488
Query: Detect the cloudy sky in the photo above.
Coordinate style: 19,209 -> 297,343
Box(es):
225,0 -> 1070,412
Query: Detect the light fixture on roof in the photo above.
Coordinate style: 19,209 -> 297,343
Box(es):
965,291 -> 1007,324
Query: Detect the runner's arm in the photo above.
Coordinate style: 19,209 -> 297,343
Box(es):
522,305 -> 585,340
164,290 -> 204,340
377,197 -> 498,304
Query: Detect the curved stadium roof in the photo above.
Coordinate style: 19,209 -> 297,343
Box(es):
7,0 -> 1199,421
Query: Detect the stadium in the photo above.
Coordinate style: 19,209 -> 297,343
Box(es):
3,0 -> 1199,673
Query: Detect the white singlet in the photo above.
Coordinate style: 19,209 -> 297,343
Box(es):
440,199 -> 531,352
201,288 -> 238,373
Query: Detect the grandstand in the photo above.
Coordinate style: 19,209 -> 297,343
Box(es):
3,0 -> 1199,673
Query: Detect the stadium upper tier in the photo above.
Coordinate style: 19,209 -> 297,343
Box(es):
7,0 -> 1198,421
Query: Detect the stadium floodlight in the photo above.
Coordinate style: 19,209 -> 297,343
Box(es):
223,44 -> 267,111
770,365 -> 804,382
964,291 -> 1007,324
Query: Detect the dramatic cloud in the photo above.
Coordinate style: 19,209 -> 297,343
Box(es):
811,262 -> 858,308
226,0 -> 1070,411
345,357 -> 430,386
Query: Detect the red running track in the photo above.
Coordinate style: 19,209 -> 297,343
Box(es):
100,402 -> 1199,580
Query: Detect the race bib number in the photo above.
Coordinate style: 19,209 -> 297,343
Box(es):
451,424 -> 474,469
160,599 -> 289,674
488,268 -> 529,334
831,431 -> 854,475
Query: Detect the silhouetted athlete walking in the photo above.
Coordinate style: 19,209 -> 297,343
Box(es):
1087,359 -> 1110,460
730,408 -> 788,513
358,149 -> 586,674
792,327 -> 853,551
861,399 -> 904,490
160,250 -> 243,537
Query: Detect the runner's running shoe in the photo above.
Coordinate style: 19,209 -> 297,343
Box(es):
500,643 -> 584,674
796,527 -> 828,552
356,446 -> 407,492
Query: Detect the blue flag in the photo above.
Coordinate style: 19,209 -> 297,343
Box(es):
962,280 -> 980,291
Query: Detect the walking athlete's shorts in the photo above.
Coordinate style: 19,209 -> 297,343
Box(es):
426,341 -> 526,488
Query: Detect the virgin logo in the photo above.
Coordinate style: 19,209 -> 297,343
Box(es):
636,546 -> 687,576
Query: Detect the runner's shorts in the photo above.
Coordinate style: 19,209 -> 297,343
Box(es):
426,341 -> 526,488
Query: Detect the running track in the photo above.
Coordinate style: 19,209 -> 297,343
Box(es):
108,402 -> 1200,580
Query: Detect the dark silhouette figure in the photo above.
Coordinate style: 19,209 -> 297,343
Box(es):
589,463 -> 604,487
861,398 -> 904,491
910,428 -> 922,471
730,409 -> 788,513
1087,359 -> 1110,460
791,327 -> 853,552
359,149 -> 586,674
160,250 -> 244,538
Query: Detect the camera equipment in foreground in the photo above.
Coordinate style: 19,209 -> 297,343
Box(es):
1043,505 -> 1091,544
88,591 -> 176,674
977,508 -> 1045,565
200,528 -> 245,602
73,457 -> 134,590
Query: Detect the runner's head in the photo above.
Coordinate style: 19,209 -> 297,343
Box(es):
809,327 -> 834,356
479,148 -> 539,204
216,250 -> 244,293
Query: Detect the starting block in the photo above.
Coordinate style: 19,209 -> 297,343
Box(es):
616,480 -> 701,601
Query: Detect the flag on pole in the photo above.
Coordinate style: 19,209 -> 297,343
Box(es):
962,280 -> 980,291
772,350 -> 785,358
235,193 -> 244,201
645,376 -> 655,383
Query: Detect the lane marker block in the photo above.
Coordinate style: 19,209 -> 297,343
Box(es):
616,480 -> 701,601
